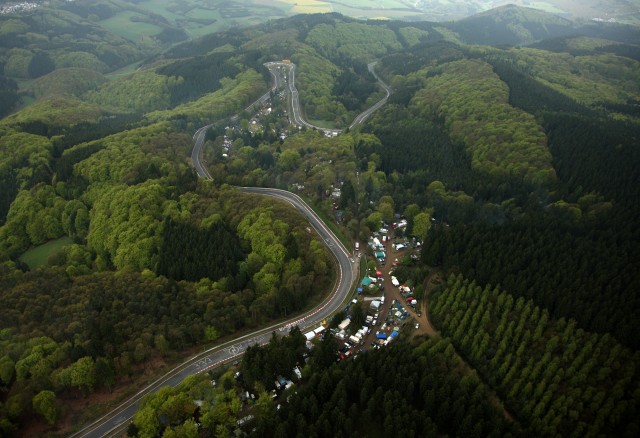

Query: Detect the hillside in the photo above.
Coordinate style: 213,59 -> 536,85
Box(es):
446,4 -> 640,46
412,0 -> 640,23
448,4 -> 575,45
0,7 -> 151,79
0,9 -> 639,437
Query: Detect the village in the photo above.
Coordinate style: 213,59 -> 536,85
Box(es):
0,1 -> 40,15
301,217 -> 427,363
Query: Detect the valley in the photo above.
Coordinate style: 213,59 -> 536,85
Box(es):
0,2 -> 639,437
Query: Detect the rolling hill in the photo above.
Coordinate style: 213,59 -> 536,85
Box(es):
0,5 -> 638,437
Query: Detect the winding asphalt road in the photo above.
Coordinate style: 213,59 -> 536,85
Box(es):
348,62 -> 392,130
72,59 -> 389,438
72,190 -> 356,438
267,60 -> 391,134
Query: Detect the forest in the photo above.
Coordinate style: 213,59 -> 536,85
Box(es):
0,3 -> 639,436
429,275 -> 639,437
0,184 -> 334,433
131,333 -> 519,437
250,336 -> 517,437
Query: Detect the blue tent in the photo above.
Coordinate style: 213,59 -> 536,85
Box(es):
376,333 -> 387,340
357,287 -> 363,294
390,331 -> 399,338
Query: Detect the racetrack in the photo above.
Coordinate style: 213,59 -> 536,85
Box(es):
71,59 -> 389,437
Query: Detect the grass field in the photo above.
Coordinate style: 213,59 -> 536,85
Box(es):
19,236 -> 73,269
105,60 -> 146,79
528,2 -> 566,14
277,0 -> 331,13
137,0 -> 185,21
99,11 -> 163,42
96,0 -> 290,40
308,118 -> 337,129
291,3 -> 332,14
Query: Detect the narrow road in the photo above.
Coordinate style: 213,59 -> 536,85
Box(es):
348,62 -> 392,130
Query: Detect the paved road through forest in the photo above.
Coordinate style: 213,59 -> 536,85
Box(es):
72,60 -> 389,437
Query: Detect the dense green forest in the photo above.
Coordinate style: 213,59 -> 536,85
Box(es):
429,275 -> 639,437
0,7 -> 149,79
0,184 -> 334,433
249,337 -> 517,437
131,333 -> 518,438
0,3 -> 639,436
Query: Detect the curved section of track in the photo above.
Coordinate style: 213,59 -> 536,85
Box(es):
72,191 -> 356,437
72,60 -> 390,438
348,62 -> 392,130
267,60 -> 391,134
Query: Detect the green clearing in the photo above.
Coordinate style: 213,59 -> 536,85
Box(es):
99,0 -> 289,39
182,8 -> 222,37
186,7 -> 219,20
528,2 -> 566,14
105,61 -> 143,79
99,11 -> 163,42
19,236 -> 73,269
308,119 -> 336,129
137,0 -> 184,22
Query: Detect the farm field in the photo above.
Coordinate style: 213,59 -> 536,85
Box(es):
97,0 -> 290,40
98,11 -> 163,42
320,0 -> 425,19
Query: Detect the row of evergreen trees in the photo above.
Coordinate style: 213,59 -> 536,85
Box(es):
430,274 -> 639,437
250,337 -> 516,437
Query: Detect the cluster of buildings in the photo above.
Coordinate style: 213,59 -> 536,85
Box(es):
220,126 -> 233,158
369,226 -> 390,264
0,1 -> 40,15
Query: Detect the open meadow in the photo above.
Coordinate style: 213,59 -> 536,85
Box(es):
19,236 -> 73,269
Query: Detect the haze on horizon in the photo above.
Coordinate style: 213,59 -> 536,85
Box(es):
1,0 -> 639,25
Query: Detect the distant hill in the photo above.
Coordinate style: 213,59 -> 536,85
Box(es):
443,4 -> 640,47
530,35 -> 640,62
448,4 -> 577,45
0,7 -> 151,78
